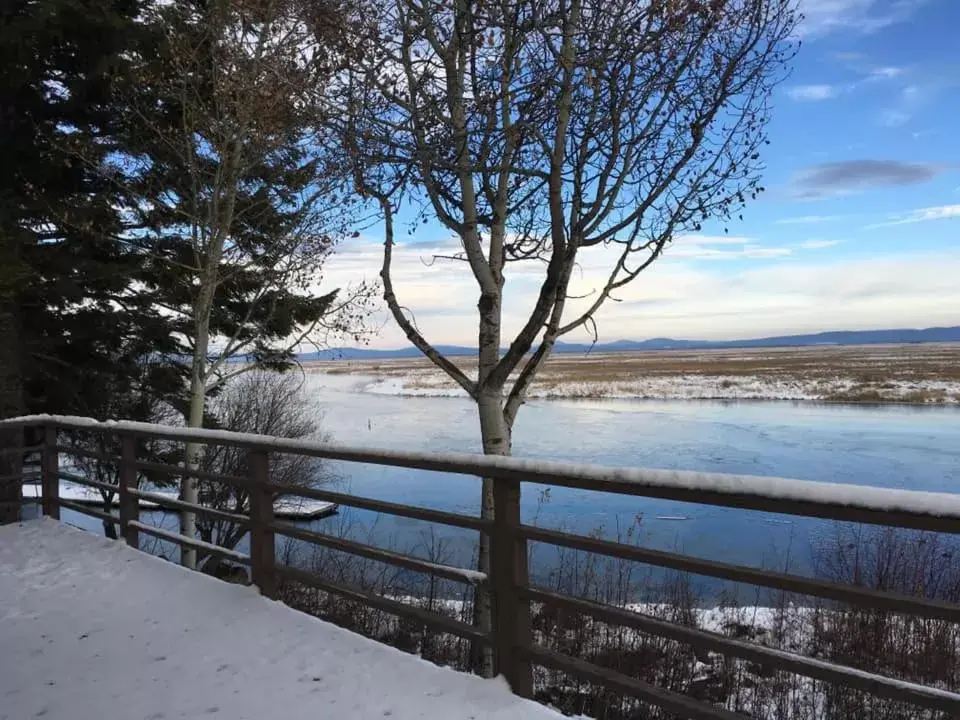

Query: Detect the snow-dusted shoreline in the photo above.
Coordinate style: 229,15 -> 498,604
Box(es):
345,372 -> 960,404
307,344 -> 960,404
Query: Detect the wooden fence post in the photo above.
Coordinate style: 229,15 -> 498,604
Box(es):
41,425 -> 59,520
248,449 -> 276,599
119,434 -> 139,548
491,475 -> 533,698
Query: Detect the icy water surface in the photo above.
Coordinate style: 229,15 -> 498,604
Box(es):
297,374 -> 960,579
52,372 -> 960,598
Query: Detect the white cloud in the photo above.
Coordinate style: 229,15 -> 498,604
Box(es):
800,0 -> 927,38
673,234 -> 748,246
787,84 -> 841,101
775,215 -> 840,225
663,235 -> 792,260
320,230 -> 958,347
867,204 -> 960,228
577,251 -> 960,343
878,81 -> 949,128
879,109 -> 911,127
869,66 -> 905,80
798,239 -> 841,249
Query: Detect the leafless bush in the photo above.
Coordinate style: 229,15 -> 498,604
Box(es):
196,370 -> 334,571
278,515 -> 478,669
58,392 -> 180,539
804,525 -> 960,720
275,514 -> 960,720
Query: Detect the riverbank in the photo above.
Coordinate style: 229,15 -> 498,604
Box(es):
306,343 -> 960,404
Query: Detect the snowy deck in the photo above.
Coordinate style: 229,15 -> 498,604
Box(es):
0,520 -> 560,720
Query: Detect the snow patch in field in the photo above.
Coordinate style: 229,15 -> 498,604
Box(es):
349,370 -> 960,404
0,519 -> 564,720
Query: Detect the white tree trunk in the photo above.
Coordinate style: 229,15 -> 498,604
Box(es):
476,389 -> 510,678
181,279 -> 215,569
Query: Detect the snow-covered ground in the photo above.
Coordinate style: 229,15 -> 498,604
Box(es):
307,343 -> 960,403
0,519 -> 564,720
329,370 -> 960,403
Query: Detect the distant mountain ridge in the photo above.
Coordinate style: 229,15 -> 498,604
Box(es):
301,326 -> 960,360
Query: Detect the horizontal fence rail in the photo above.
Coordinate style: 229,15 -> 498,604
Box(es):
4,414 -> 960,719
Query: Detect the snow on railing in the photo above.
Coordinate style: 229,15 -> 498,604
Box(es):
5,413 -> 960,523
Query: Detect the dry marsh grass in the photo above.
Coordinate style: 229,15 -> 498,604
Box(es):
305,343 -> 960,404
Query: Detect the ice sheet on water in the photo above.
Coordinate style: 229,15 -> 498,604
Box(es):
8,414 -> 960,520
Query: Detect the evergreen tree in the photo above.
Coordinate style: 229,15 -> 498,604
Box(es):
0,0 -> 183,523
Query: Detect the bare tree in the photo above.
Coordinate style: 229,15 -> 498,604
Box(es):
106,0 -> 372,567
337,0 -> 799,674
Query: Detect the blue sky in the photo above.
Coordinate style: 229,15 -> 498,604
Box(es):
324,0 -> 959,348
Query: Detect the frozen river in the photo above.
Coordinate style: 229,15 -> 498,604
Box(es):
298,374 -> 960,582
47,372 -> 960,598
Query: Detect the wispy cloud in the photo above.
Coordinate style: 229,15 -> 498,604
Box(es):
799,239 -> 841,249
867,204 -> 960,228
800,0 -> 928,38
878,83 -> 930,127
879,109 -> 911,127
869,66 -> 905,80
878,69 -> 960,128
788,61 -> 904,108
322,235 -> 960,347
787,84 -> 843,101
667,235 -> 791,260
775,215 -> 841,225
789,160 -> 945,199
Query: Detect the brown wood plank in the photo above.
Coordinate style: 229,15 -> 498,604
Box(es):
269,521 -> 485,585
129,489 -> 249,525
491,476 -> 533,697
248,450 -> 276,599
128,520 -> 251,565
58,499 -> 117,525
520,644 -> 747,720
267,482 -> 491,532
57,472 -> 118,495
55,446 -> 118,463
274,564 -> 489,644
42,426 -> 59,520
0,444 -> 42,457
18,417 -> 959,532
524,474 -> 960,535
2,473 -> 38,483
134,460 -> 249,487
119,435 -> 139,548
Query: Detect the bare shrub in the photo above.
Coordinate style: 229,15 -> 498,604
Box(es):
195,370 -> 333,571
278,508 -> 960,719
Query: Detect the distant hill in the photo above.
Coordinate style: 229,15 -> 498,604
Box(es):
302,326 -> 960,360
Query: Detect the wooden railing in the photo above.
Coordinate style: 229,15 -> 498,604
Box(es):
4,414 -> 960,719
